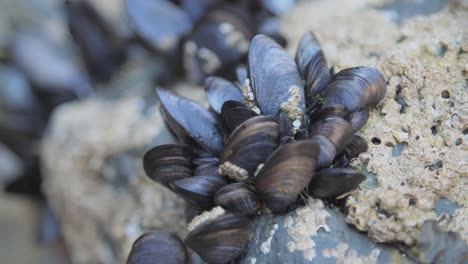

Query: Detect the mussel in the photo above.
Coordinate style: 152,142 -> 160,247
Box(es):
157,88 -> 224,156
143,144 -> 193,190
219,116 -> 278,180
214,183 -> 261,215
308,168 -> 366,198
171,175 -> 228,210
185,208 -> 253,263
254,140 -> 320,213
127,231 -> 188,264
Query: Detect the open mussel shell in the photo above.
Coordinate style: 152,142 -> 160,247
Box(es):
309,117 -> 353,154
193,158 -> 219,176
185,212 -> 253,264
127,231 -> 188,264
11,29 -> 92,99
205,76 -> 242,114
156,88 -> 224,155
323,67 -> 387,113
308,168 -> 366,198
347,110 -> 369,131
248,34 -> 305,118
220,116 -> 278,180
65,0 -> 125,83
184,4 -> 255,83
254,140 -> 319,213
220,101 -> 258,133
295,32 -> 331,105
126,0 -> 192,53
214,183 -> 261,215
171,175 -> 228,209
143,144 -> 193,190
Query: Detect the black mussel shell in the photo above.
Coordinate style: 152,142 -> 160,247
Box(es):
248,34 -> 305,119
143,144 -> 193,190
309,117 -> 353,154
220,101 -> 258,133
11,29 -> 92,99
295,32 -> 331,106
127,231 -> 188,264
184,4 -> 255,83
254,140 -> 319,213
156,88 -> 224,155
323,67 -> 387,113
308,167 -> 366,198
171,175 -> 228,209
185,212 -> 253,264
310,135 -> 336,168
193,157 -> 219,176
220,116 -> 278,180
65,0 -> 125,82
347,110 -> 369,132
205,76 -> 243,114
214,183 -> 261,215
126,0 -> 192,53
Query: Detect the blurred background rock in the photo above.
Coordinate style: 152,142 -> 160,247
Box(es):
0,0 -> 466,263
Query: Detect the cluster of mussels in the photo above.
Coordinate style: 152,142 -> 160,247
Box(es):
127,0 -> 292,82
128,32 -> 387,264
1,0 -> 293,199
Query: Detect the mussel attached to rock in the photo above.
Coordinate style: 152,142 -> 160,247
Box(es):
143,143 -> 193,191
214,183 -> 261,215
254,140 -> 320,213
185,207 -> 254,263
127,231 -> 188,264
134,30 -> 388,264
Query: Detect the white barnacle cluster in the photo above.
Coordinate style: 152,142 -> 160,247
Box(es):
219,161 -> 249,181
219,22 -> 250,53
285,198 -> 330,261
187,206 -> 226,232
280,85 -> 304,122
242,79 -> 261,114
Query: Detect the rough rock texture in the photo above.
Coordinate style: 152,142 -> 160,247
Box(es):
41,0 -> 468,263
